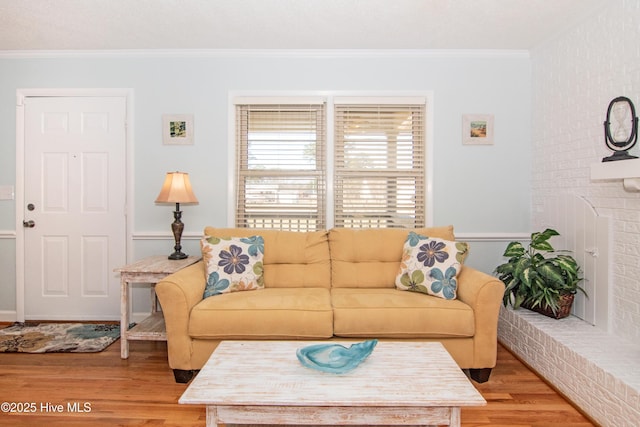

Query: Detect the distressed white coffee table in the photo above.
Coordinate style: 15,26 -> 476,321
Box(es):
179,340 -> 485,427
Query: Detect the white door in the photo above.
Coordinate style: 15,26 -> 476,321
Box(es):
23,96 -> 127,320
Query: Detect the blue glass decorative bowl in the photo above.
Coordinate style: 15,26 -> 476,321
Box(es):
296,339 -> 378,374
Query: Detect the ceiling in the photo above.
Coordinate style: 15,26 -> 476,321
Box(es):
0,0 -> 607,51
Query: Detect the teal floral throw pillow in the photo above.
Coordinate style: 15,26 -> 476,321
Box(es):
395,232 -> 469,300
201,235 -> 264,298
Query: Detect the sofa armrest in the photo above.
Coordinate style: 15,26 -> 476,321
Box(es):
155,261 -> 206,369
456,266 -> 506,367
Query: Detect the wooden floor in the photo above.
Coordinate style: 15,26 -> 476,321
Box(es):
0,339 -> 596,426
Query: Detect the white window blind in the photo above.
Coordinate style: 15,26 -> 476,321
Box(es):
334,102 -> 426,228
235,103 -> 326,231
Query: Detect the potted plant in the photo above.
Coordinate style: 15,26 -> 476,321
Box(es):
495,228 -> 585,319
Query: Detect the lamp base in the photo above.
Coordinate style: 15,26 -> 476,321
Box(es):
168,203 -> 188,260
168,251 -> 188,260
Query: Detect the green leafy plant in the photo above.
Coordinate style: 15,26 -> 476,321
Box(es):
495,228 -> 585,316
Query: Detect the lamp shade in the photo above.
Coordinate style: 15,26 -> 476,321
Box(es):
155,172 -> 198,204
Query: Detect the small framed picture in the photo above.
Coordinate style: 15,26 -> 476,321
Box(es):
162,114 -> 194,145
462,114 -> 494,145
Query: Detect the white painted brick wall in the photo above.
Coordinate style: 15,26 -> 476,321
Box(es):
531,0 -> 640,341
499,2 -> 640,425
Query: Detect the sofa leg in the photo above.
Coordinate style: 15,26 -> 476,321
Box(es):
469,368 -> 492,383
173,369 -> 197,383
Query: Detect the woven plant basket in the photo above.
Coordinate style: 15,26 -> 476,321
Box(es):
523,293 -> 575,319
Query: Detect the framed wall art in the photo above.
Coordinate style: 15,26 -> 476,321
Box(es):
462,114 -> 494,145
162,114 -> 194,145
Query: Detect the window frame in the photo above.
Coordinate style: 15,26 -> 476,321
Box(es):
228,91 -> 434,229
334,97 -> 427,228
235,100 -> 326,231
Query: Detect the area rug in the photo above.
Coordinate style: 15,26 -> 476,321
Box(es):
0,322 -> 123,353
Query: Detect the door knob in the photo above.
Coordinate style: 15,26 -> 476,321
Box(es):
23,220 -> 35,228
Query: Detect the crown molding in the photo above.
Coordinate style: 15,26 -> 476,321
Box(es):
0,48 -> 530,60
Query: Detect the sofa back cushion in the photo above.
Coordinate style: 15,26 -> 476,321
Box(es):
329,226 -> 455,289
204,227 -> 331,288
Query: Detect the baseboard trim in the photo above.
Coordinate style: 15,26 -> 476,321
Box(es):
22,314 -> 120,322
131,312 -> 155,323
0,310 -> 17,322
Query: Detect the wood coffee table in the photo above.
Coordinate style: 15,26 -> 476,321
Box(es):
179,340 -> 485,427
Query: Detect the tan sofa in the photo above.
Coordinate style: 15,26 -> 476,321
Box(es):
155,226 -> 505,383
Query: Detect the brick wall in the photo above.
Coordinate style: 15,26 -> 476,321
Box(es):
499,2 -> 640,425
531,0 -> 640,341
499,307 -> 640,426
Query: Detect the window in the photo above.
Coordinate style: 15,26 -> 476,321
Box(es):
234,95 -> 427,231
334,99 -> 426,228
235,101 -> 326,231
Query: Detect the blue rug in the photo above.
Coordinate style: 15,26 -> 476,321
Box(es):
0,322 -> 122,353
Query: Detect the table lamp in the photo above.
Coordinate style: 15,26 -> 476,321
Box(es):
155,171 -> 198,260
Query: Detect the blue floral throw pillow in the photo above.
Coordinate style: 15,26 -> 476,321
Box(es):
201,235 -> 264,298
395,232 -> 469,300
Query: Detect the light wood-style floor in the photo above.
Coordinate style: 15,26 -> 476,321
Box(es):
0,338 -> 596,426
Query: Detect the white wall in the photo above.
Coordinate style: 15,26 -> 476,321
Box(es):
0,51 -> 531,316
531,0 -> 640,341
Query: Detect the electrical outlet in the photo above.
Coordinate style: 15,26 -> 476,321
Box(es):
0,185 -> 15,200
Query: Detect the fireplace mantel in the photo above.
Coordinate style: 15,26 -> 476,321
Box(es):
591,158 -> 640,191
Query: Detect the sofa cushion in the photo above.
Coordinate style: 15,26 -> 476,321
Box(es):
189,288 -> 333,339
201,235 -> 264,298
395,232 -> 469,300
204,227 -> 331,289
331,288 -> 475,338
329,226 -> 456,289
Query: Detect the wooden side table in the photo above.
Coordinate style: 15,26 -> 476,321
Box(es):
115,255 -> 200,359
